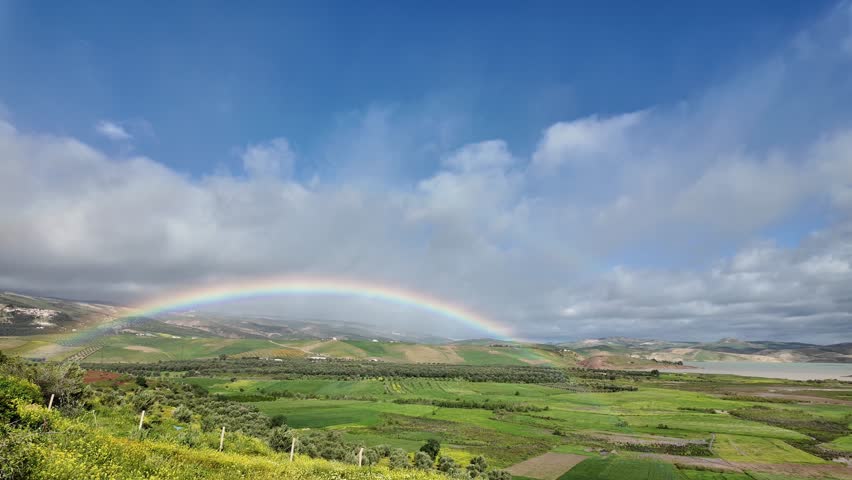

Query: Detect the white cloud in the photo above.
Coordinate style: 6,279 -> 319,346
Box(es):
241,137 -> 295,178
2,3 -> 852,342
531,111 -> 643,168
94,120 -> 131,141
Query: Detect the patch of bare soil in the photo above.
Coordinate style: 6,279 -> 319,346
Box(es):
588,432 -> 705,446
505,452 -> 588,480
403,345 -> 463,363
579,356 -> 611,369
123,345 -> 162,353
83,370 -> 123,384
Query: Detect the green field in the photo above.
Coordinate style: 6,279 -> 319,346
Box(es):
558,457 -> 681,480
169,372 -> 852,477
4,335 -> 851,480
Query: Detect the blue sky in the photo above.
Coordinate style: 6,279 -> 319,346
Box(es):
1,1 -> 832,175
1,1 -> 851,342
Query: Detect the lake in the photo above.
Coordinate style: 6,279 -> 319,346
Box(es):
661,361 -> 852,381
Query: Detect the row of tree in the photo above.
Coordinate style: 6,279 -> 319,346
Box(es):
88,358 -> 570,383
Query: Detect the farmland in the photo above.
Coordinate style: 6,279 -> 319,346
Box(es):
82,357 -> 852,480
2,333 -> 851,479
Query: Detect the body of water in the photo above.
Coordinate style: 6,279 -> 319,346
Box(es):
661,361 -> 852,381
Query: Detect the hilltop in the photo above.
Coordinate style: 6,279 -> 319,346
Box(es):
1,291 -> 849,365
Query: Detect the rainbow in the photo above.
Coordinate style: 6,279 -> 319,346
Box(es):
67,277 -> 513,344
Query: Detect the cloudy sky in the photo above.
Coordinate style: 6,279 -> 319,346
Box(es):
1,1 -> 851,343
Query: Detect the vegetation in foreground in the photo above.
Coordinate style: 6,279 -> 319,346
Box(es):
2,349 -> 852,480
0,351 -> 519,479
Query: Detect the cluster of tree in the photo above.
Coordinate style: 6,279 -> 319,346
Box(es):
542,381 -> 638,393
88,358 -> 569,384
226,389 -> 379,403
399,439 -> 511,479
0,350 -> 88,415
393,397 -> 548,412
94,377 -> 277,438
568,368 -> 660,379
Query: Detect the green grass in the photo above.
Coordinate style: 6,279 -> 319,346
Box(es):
827,434 -> 852,452
712,434 -> 824,464
558,457 -> 681,480
679,471 -> 753,480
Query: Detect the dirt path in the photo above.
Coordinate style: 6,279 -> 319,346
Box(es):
505,452 -> 588,480
269,339 -> 326,354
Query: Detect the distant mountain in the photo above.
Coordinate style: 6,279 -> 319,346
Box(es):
0,290 -> 449,343
1,291 -> 849,364
561,336 -> 852,364
0,291 -> 125,335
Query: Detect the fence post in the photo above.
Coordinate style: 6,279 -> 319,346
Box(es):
219,426 -> 226,451
358,447 -> 364,467
289,437 -> 296,462
138,410 -> 145,430
47,394 -> 55,410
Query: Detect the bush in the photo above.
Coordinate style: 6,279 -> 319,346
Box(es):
467,456 -> 488,477
15,403 -> 61,430
269,414 -> 287,427
0,375 -> 41,420
131,390 -> 157,413
0,427 -> 38,479
389,448 -> 410,469
436,456 -> 458,473
172,404 -> 192,423
267,426 -> 295,452
420,438 -> 441,460
414,451 -> 433,470
487,470 -> 512,480
174,428 -> 201,448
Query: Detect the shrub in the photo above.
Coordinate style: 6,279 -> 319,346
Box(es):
0,427 -> 38,479
436,456 -> 458,473
131,390 -> 157,412
172,404 -> 192,423
467,455 -> 488,477
414,451 -> 433,470
420,438 -> 441,460
0,375 -> 41,421
269,413 -> 287,427
175,428 -> 201,448
267,426 -> 295,452
487,470 -> 512,480
15,403 -> 61,430
389,448 -> 410,469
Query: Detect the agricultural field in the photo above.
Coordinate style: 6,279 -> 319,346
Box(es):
4,333 -> 682,370
4,344 -> 852,479
87,358 -> 846,480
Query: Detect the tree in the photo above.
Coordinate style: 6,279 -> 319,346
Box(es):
413,451 -> 433,470
420,438 -> 441,460
172,404 -> 192,423
135,375 -> 148,388
269,414 -> 287,427
437,456 -> 459,474
267,426 -> 295,452
131,390 -> 157,413
389,448 -> 410,469
487,470 -> 512,480
467,456 -> 488,477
